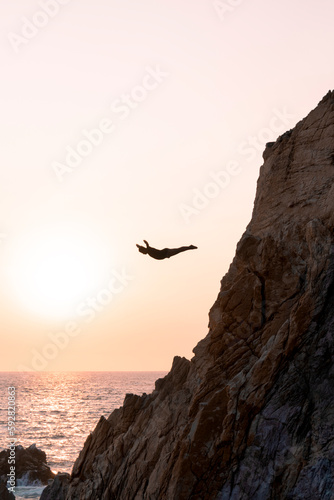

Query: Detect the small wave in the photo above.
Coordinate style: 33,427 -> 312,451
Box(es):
15,473 -> 46,499
15,485 -> 46,499
17,472 -> 43,487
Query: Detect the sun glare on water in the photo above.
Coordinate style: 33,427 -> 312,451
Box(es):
5,230 -> 110,320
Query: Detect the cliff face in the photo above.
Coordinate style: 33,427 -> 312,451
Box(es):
42,91 -> 334,500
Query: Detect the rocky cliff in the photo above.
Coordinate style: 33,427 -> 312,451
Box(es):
42,90 -> 334,500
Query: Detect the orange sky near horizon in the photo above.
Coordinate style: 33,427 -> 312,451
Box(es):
1,0 -> 334,371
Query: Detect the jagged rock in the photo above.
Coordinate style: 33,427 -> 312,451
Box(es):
45,90 -> 334,499
0,444 -> 55,485
0,478 -> 15,500
40,473 -> 71,500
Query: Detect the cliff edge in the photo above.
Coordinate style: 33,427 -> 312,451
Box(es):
42,91 -> 334,500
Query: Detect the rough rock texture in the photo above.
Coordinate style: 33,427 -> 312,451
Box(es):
48,90 -> 334,500
40,473 -> 71,500
0,444 -> 55,485
0,478 -> 15,500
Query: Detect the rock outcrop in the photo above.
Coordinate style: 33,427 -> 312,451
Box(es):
0,479 -> 15,500
0,444 -> 55,485
40,472 -> 71,500
47,90 -> 334,499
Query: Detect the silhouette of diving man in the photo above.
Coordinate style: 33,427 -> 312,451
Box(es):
136,240 -> 197,260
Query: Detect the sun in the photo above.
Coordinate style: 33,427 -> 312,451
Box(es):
6,229 -> 110,319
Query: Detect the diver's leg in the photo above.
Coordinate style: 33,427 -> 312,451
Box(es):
165,246 -> 196,258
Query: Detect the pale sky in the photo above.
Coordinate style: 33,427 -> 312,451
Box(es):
0,0 -> 333,371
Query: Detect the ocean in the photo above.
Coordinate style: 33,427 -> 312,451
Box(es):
0,371 -> 166,499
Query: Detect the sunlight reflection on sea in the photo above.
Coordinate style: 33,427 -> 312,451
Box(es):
0,371 -> 166,499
